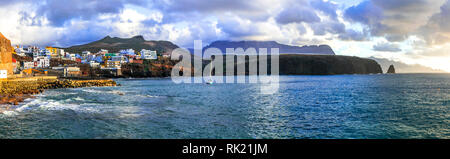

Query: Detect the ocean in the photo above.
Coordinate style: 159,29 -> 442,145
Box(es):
0,74 -> 449,139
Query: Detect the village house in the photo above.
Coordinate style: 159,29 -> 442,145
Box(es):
89,61 -> 100,68
64,67 -> 81,77
22,61 -> 34,70
57,48 -> 65,57
140,49 -> 157,60
46,47 -> 58,58
12,58 -> 17,73
120,49 -> 135,55
34,56 -> 50,68
98,49 -> 108,55
0,70 -> 7,79
82,51 -> 91,59
105,60 -> 121,69
14,46 -> 27,56
111,56 -> 128,64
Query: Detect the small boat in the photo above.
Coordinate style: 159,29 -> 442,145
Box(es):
206,79 -> 214,85
205,63 -> 214,85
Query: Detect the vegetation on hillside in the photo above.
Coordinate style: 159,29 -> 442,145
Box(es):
64,35 -> 179,54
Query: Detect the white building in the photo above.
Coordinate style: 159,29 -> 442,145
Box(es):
140,49 -> 157,60
69,54 -> 76,61
64,67 -> 81,77
105,60 -> 121,69
57,49 -> 65,57
15,47 -> 27,56
82,51 -> 91,59
98,49 -> 108,55
111,56 -> 128,63
120,49 -> 135,55
34,56 -> 50,68
0,70 -> 7,79
89,61 -> 100,68
22,61 -> 34,69
40,49 -> 51,57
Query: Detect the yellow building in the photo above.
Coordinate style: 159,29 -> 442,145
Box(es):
46,47 -> 58,57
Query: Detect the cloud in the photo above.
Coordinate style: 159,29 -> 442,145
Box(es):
310,21 -> 346,36
310,0 -> 339,20
420,0 -> 450,45
338,29 -> 370,41
275,7 -> 321,24
344,0 -> 447,42
25,0 -> 146,26
373,42 -> 402,52
217,16 -> 263,37
153,0 -> 282,22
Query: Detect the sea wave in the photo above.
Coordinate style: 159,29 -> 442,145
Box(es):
0,111 -> 19,117
15,97 -> 100,113
82,89 -> 127,95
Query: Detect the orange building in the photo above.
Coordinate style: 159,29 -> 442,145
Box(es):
0,32 -> 13,75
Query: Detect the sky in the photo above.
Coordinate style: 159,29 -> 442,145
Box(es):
0,0 -> 449,72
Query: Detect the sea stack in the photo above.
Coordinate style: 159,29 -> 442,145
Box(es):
0,32 -> 13,75
387,65 -> 396,74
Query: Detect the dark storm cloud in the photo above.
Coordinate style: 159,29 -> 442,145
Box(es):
24,0 -> 146,26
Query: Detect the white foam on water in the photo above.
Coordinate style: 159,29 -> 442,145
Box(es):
82,89 -> 129,95
38,100 -> 100,113
135,94 -> 161,98
65,97 -> 85,102
82,89 -> 104,93
13,97 -> 100,114
0,110 -> 19,117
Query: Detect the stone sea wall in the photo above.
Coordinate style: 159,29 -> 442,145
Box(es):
0,79 -> 116,105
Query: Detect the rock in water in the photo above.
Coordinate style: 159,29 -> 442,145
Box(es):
0,32 -> 13,75
387,65 -> 396,74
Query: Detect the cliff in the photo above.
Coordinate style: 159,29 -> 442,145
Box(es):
117,54 -> 383,77
278,55 -> 383,75
202,40 -> 335,55
387,65 -> 396,74
0,32 -> 13,75
202,54 -> 382,75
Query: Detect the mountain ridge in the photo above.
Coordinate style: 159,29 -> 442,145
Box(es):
65,35 -> 179,54
199,40 -> 335,55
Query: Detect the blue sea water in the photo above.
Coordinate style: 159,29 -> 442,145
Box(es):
0,74 -> 449,139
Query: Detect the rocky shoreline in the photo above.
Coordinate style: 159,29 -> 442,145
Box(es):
0,79 -> 116,106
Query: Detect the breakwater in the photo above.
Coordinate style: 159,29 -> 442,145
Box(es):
0,79 -> 116,105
